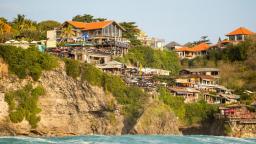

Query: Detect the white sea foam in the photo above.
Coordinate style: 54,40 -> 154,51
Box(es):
0,135 -> 255,144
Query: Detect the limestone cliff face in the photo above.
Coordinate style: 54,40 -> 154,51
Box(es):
0,62 -> 124,136
131,102 -> 181,135
0,61 -> 181,136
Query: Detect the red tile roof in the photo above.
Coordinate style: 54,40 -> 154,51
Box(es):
176,43 -> 210,52
66,20 -> 113,31
226,27 -> 254,36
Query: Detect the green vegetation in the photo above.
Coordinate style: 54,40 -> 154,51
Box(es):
4,84 -> 45,128
64,60 -> 146,127
0,45 -> 58,81
64,58 -> 80,79
158,87 -> 218,125
0,14 -> 61,42
72,14 -> 106,23
119,22 -> 142,46
116,46 -> 181,75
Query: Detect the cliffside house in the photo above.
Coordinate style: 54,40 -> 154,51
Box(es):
204,93 -> 240,104
226,27 -> 254,42
219,105 -> 256,123
61,20 -> 129,56
179,68 -> 220,78
212,27 -> 255,49
97,60 -> 125,75
175,43 -> 210,59
168,87 -> 200,103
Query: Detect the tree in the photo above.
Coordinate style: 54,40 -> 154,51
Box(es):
11,14 -> 38,40
60,25 -> 75,41
119,22 -> 142,46
0,20 -> 11,34
0,20 -> 13,43
72,14 -> 106,23
0,17 -> 8,23
12,14 -> 37,31
38,20 -> 61,31
37,20 -> 61,39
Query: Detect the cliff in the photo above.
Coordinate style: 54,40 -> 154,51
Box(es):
131,101 -> 181,135
0,61 -> 181,136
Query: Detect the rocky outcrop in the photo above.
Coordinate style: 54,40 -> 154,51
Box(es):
131,101 -> 181,135
226,122 -> 256,138
0,62 -> 182,136
0,62 -> 124,136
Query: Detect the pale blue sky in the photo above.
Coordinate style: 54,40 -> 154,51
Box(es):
0,0 -> 255,44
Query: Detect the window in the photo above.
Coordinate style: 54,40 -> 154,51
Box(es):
236,35 -> 243,41
229,36 -> 235,41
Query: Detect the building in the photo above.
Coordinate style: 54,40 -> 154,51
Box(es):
212,27 -> 255,49
226,27 -> 254,42
175,75 -> 198,87
150,37 -> 165,50
168,87 -> 200,103
175,43 -> 210,59
204,93 -> 240,104
219,105 -> 256,120
141,68 -> 170,76
179,68 -> 220,77
46,30 -> 57,48
97,60 -> 125,75
61,20 -> 129,56
136,30 -> 152,46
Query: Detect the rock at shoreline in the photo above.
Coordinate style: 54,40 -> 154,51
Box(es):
131,101 -> 181,135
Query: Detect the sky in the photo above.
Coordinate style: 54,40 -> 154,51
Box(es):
0,0 -> 256,44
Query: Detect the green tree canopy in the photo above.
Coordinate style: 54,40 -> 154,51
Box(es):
38,20 -> 61,31
72,14 -> 106,23
119,22 -> 142,46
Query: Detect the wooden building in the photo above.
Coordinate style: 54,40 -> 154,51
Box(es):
97,61 -> 125,75
61,21 -> 129,56
169,87 -> 200,103
179,68 -> 220,78
204,92 -> 240,104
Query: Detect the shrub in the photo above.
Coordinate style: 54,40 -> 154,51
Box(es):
64,58 -> 81,79
158,87 -> 185,120
116,46 -> 181,75
4,84 -> 45,128
0,45 -> 58,81
81,63 -> 103,86
158,87 -> 218,125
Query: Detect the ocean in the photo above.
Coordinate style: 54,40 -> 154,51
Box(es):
0,135 -> 255,144
0,135 -> 256,144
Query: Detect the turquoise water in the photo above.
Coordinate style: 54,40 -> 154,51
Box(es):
0,135 -> 255,144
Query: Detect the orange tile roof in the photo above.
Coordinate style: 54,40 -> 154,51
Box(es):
221,39 -> 231,44
226,27 -> 254,36
176,43 -> 209,52
67,20 -> 113,31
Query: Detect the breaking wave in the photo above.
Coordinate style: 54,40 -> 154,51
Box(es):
0,135 -> 255,144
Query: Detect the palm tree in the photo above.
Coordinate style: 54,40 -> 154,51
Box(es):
13,14 -> 26,30
60,25 -> 75,42
13,14 -> 37,31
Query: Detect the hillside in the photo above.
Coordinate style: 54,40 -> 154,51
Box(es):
0,45 -> 181,136
180,36 -> 256,104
